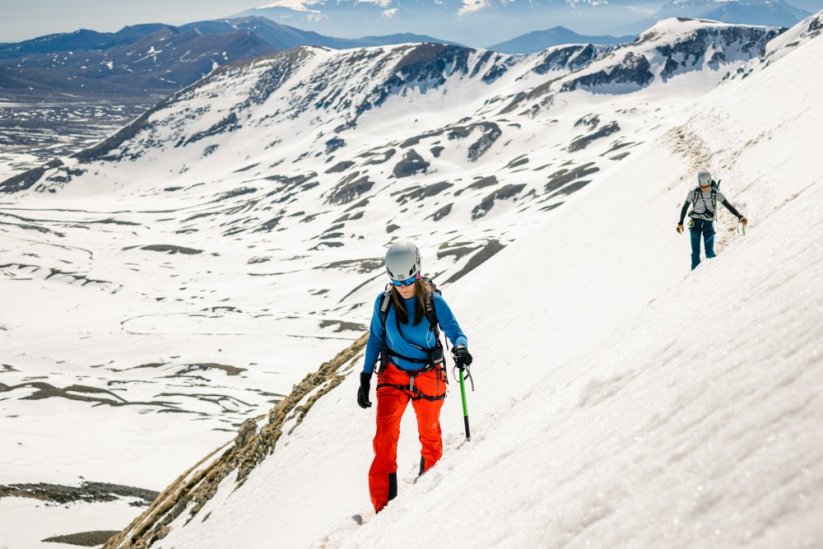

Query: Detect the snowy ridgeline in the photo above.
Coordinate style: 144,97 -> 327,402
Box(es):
121,15 -> 822,549
0,14 -> 821,549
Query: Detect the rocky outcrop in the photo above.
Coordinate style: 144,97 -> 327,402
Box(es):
393,150 -> 429,178
531,44 -> 604,75
104,333 -> 368,548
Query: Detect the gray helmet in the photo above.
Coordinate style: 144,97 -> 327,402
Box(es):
698,170 -> 712,185
385,239 -> 421,282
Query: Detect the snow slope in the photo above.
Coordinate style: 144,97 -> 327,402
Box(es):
149,14 -> 823,549
1,16 -> 819,548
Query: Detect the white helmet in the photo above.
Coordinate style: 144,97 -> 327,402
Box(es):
698,170 -> 712,185
385,240 -> 421,282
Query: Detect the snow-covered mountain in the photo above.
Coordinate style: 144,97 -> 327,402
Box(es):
651,0 -> 810,28
2,15 -> 820,547
488,26 -> 635,54
99,11 -> 823,549
0,17 -> 452,98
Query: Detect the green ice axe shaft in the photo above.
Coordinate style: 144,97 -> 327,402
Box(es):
459,367 -> 471,441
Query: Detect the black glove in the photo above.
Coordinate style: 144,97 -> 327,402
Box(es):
357,372 -> 372,409
452,345 -> 473,369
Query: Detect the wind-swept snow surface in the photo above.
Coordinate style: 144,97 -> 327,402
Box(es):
1,17 -> 821,548
150,16 -> 823,549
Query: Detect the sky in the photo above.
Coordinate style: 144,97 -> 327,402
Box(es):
0,0 -> 255,42
3,0 -> 823,45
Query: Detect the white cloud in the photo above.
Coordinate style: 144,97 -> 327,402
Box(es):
356,0 -> 394,7
383,8 -> 400,17
458,0 -> 490,16
256,0 -> 325,13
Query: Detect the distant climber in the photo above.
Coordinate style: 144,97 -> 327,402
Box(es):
677,170 -> 748,270
357,239 -> 472,513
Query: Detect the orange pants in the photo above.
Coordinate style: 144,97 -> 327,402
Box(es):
368,363 -> 446,512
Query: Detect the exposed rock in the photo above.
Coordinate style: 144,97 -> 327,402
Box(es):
532,44 -> 602,75
600,139 -> 638,156
437,243 -> 481,261
395,182 -> 453,204
175,363 -> 246,377
657,26 -> 782,81
326,173 -> 374,205
344,198 -> 370,212
363,149 -> 396,165
456,175 -> 498,196
574,114 -> 600,130
0,382 -> 129,405
235,419 -> 257,448
427,204 -> 452,221
232,163 -> 260,174
317,258 -> 382,273
324,160 -> 355,174
392,150 -> 429,178
103,334 -> 370,549
181,113 -> 240,147
547,180 -> 592,199
401,129 -> 443,148
318,320 -> 367,332
471,184 -> 527,219
216,187 -> 257,201
568,121 -> 620,152
562,52 -> 653,92
43,531 -> 120,547
0,159 -> 63,193
467,122 -> 502,162
360,44 -> 473,115
325,137 -> 345,154
430,146 -> 444,157
139,245 -> 203,255
545,163 -> 600,194
506,155 -> 530,169
332,211 -> 364,223
0,482 -> 157,506
444,240 -> 506,284
255,216 -> 283,232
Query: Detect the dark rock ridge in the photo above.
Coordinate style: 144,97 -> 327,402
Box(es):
657,25 -> 783,80
360,44 -> 512,116
0,482 -> 157,506
552,22 -> 783,95
393,150 -> 430,178
326,172 -> 374,205
43,530 -> 120,547
545,163 -> 600,194
562,52 -> 654,92
472,184 -> 527,219
568,122 -> 621,152
531,44 -> 606,75
103,334 -> 369,548
395,181 -> 453,203
444,240 -> 507,284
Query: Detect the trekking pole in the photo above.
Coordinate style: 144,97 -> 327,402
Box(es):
458,366 -> 471,441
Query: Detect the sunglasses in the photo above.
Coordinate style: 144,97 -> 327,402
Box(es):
391,274 -> 419,287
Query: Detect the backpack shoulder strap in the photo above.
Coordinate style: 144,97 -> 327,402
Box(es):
424,285 -> 438,332
379,285 -> 393,328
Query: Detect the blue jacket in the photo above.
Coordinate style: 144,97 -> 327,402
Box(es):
362,291 -> 468,374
